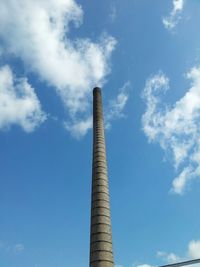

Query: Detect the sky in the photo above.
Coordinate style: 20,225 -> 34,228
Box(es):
0,0 -> 200,267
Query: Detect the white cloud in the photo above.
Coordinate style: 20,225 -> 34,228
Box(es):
0,0 -> 116,135
138,240 -> 200,267
157,240 -> 200,264
157,251 -> 181,263
136,264 -> 154,267
0,65 -> 46,132
172,166 -> 193,195
163,0 -> 185,30
64,116 -> 92,138
142,67 -> 200,194
106,81 -> 130,129
188,240 -> 200,259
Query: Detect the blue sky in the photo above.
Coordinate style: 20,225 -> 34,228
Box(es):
0,0 -> 200,267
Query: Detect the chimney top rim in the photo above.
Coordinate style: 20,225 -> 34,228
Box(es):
93,87 -> 102,94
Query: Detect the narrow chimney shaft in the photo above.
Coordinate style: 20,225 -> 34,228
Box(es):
89,87 -> 114,267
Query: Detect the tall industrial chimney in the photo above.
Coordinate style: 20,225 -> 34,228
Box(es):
89,87 -> 114,267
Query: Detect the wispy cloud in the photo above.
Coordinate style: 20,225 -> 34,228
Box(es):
136,264 -> 154,267
64,81 -> 130,138
110,3 -> 117,23
64,116 -> 92,139
157,251 -> 181,263
0,65 -> 46,132
106,81 -> 131,129
157,240 -> 200,263
163,0 -> 185,30
0,0 -> 116,135
0,240 -> 25,255
13,244 -> 25,254
142,67 -> 200,194
137,240 -> 200,267
0,240 -> 10,252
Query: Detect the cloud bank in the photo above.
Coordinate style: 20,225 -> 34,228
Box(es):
0,0 -> 116,134
0,65 -> 46,132
142,68 -> 200,194
163,0 -> 185,30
